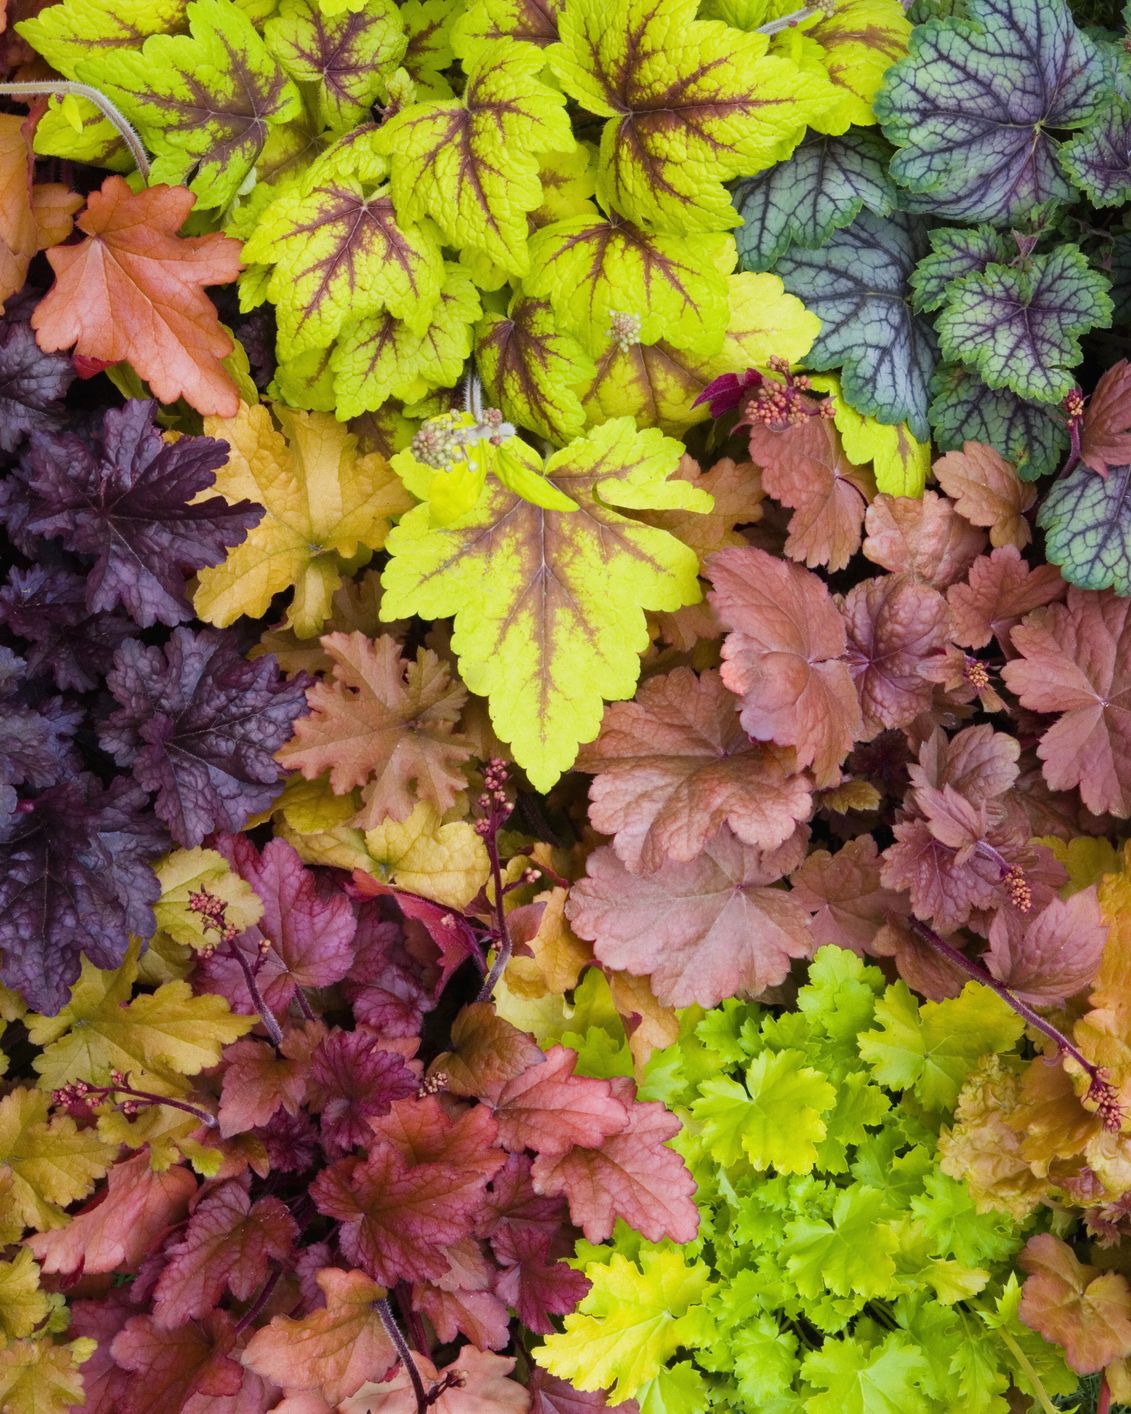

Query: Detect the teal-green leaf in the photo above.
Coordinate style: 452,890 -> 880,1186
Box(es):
1038,460 -> 1131,594
1062,95 -> 1131,208
910,226 -> 1012,314
928,364 -> 1068,481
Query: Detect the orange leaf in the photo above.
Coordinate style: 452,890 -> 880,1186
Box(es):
0,114 -> 80,312
933,441 -> 1035,549
32,176 -> 241,415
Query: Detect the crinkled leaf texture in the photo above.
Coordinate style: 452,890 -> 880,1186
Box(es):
1039,461 -> 1131,595
928,363 -> 1067,483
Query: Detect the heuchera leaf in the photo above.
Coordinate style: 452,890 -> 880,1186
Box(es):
946,545 -> 1065,651
548,0 -> 835,234
932,442 -> 1035,549
577,666 -> 812,872
452,0 -> 563,61
1080,360 -> 1131,476
109,1311 -> 247,1413
841,574 -> 950,735
0,776 -> 165,1015
708,545 -> 863,786
910,226 -> 1012,315
692,1048 -> 836,1173
0,115 -> 82,314
217,1022 -> 323,1137
874,0 -> 1109,224
0,319 -> 74,454
476,296 -> 597,443
1038,462 -> 1131,595
346,1347 -> 530,1413
277,633 -> 473,828
791,836 -> 905,956
100,628 -> 307,847
935,246 -> 1112,405
567,830 -> 811,1009
1061,95 -> 1131,210
308,1029 -> 419,1154
772,210 -> 937,440
381,418 -> 709,791
9,400 -> 260,628
1018,1234 -> 1131,1373
862,491 -> 984,589
0,566 -> 133,694
733,129 -> 896,270
83,0 -> 302,209
491,1044 -> 628,1155
31,178 -> 243,417
0,1088 -> 115,1232
928,363 -> 1068,482
1002,588 -> 1131,817
985,888 -> 1108,1006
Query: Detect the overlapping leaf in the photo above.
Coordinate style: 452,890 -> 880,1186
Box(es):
1040,463 -> 1131,596
476,296 -> 596,442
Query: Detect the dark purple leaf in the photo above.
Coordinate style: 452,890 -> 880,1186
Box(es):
693,369 -> 764,418
0,318 -> 73,453
0,565 -> 135,692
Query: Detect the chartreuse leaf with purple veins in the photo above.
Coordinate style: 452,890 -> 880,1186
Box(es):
910,227 -> 1013,314
1038,462 -> 1131,594
451,0 -> 563,64
264,0 -> 407,132
1062,96 -> 1131,208
733,130 -> 896,271
547,0 -> 839,235
928,364 -> 1067,482
874,0 -> 1110,224
772,210 -> 937,440
476,297 -> 597,443
241,177 -> 444,357
376,44 -> 573,276
935,245 -> 1112,404
79,0 -> 303,210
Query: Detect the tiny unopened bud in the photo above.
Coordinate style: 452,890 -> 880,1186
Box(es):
963,657 -> 990,691
1003,864 -> 1032,913
411,419 -> 465,470
420,1071 -> 449,1097
1064,388 -> 1085,421
607,310 -> 643,352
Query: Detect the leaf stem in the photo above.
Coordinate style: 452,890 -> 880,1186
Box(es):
376,1298 -> 430,1414
755,5 -> 818,34
230,943 -> 284,1048
995,1325 -> 1062,1414
0,81 -> 150,180
475,764 -> 515,1003
233,1265 -> 281,1336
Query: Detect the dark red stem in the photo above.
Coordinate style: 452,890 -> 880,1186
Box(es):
234,1265 -> 281,1335
376,1297 -> 430,1414
229,942 -> 283,1047
111,1082 -> 217,1129
476,805 -> 513,1003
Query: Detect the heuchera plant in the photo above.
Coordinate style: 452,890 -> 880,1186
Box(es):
0,0 -> 1130,1409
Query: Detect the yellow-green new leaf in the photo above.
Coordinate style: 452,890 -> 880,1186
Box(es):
378,44 -> 574,274
153,847 -> 265,949
0,1089 -> 114,1232
791,0 -> 911,130
476,296 -> 597,442
381,417 -> 710,790
813,373 -> 929,498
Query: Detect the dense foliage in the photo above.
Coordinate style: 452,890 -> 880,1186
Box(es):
1,0 -> 1130,1408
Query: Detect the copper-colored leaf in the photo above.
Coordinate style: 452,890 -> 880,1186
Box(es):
1019,1233 -> 1131,1373
1081,360 -> 1131,476
947,546 -> 1066,651
862,490 -> 986,588
0,115 -> 81,313
841,573 -> 950,736
933,441 -> 1035,549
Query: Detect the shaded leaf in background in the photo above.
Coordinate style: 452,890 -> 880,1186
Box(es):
928,363 -> 1068,482
0,319 -> 74,454
1079,360 -> 1131,477
985,888 -> 1107,1006
1039,461 -> 1131,595
1061,96 -> 1131,210
0,566 -> 134,693
0,115 -> 82,312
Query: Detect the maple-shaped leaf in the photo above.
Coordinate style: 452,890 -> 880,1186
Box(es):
791,835 -> 905,955
378,44 -> 571,274
802,1331 -> 928,1414
841,574 -> 950,736
549,0 -> 833,234
936,245 -> 1112,405
933,441 -> 1035,551
529,1366 -> 639,1413
862,491 -> 985,590
86,0 -> 302,209
532,1076 -> 697,1243
196,836 -> 356,1018
708,545 -> 862,787
381,417 -> 708,792
0,1087 -> 115,1232
1019,1234 -> 1131,1373
277,633 -> 473,827
491,1043 -> 627,1155
874,0 -> 1108,224
476,295 -> 596,443
343,1347 -> 529,1414
694,1047 -> 837,1173
264,0 -> 406,131
929,363 -> 1069,484
0,775 -> 165,1014
195,402 -> 411,637
578,666 -> 811,873
242,176 -> 443,359
28,1151 -> 195,1277
26,937 -> 253,1090
911,224 -> 1014,316
11,400 -> 259,628
772,209 -> 936,440
734,128 -> 896,271
152,1178 -> 297,1327
1079,360 -> 1131,476
0,1337 -> 94,1414
493,1223 -> 590,1333
432,1002 -> 545,1101
101,628 -> 306,846
308,1029 -> 418,1155
1002,589 -> 1131,817
110,1311 -> 246,1413
568,830 -> 810,1008
1039,462 -> 1131,596
0,318 -> 74,453
31,177 -> 242,417
747,415 -> 874,572
0,566 -> 135,694
985,887 -> 1108,1006
947,545 -> 1065,651
0,115 -> 81,314
217,1022 -> 323,1137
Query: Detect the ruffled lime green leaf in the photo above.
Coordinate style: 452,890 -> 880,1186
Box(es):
802,1331 -> 930,1414
792,0 -> 912,130
936,245 -> 1112,404
377,45 -> 572,275
1039,461 -> 1131,594
331,263 -> 481,419
548,0 -> 837,233
928,364 -> 1067,481
476,297 -> 596,443
243,177 -> 443,357
381,418 -> 709,790
269,345 -> 336,410
526,214 -> 734,358
1063,95 -> 1131,208
451,0 -> 562,63
264,0 -> 406,131
774,210 -> 936,440
536,1249 -> 714,1401
784,1187 -> 900,1299
910,226 -> 1012,314
633,1363 -> 711,1414
31,97 -> 135,171
734,129 -> 896,272
81,0 -> 302,209
692,1050 -> 837,1174
874,0 -> 1110,224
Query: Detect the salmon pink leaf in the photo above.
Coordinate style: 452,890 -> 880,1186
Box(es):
110,1312 -> 246,1413
101,629 -> 307,847
790,836 -> 905,956
1079,359 -> 1131,476
1038,462 -> 1131,596
1018,1234 -> 1131,1373
841,574 -> 950,736
947,546 -> 1065,651
217,1024 -> 323,1138
491,1045 -> 627,1156
434,1003 -> 546,1102
933,442 -> 1035,550
862,491 -> 984,589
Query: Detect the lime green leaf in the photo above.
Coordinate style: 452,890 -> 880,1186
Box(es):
153,847 -> 264,949
264,0 -> 406,131
331,263 -> 481,419
451,0 -> 562,63
0,1089 -> 115,1232
381,418 -> 708,790
802,1331 -> 930,1414
634,1363 -> 711,1414
548,0 -> 836,233
793,0 -> 911,130
378,44 -> 573,274
476,296 -> 597,442
244,177 -> 443,357
783,1187 -> 900,1298
399,0 -> 459,93
692,1049 -> 837,1174
811,373 -> 930,498
857,981 -> 1024,1111
531,144 -> 599,226
83,0 -> 302,209
536,1249 -> 713,1400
